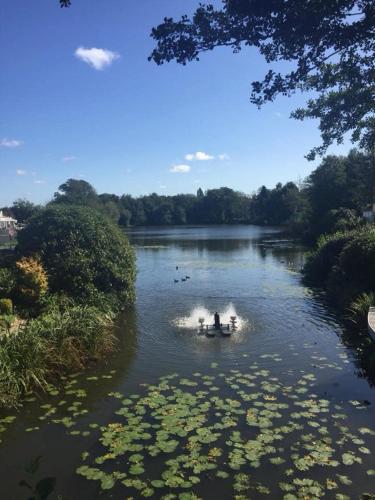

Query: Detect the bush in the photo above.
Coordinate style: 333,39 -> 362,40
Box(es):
303,231 -> 354,286
0,268 -> 15,299
16,205 -> 136,308
349,292 -> 375,324
334,229 -> 375,292
15,256 -> 48,306
304,226 -> 375,306
0,302 -> 116,407
25,304 -> 116,371
0,298 -> 13,315
0,325 -> 49,407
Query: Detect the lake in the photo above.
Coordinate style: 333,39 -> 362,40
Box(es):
1,225 -> 375,499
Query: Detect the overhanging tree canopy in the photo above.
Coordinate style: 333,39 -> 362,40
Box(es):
148,0 -> 375,158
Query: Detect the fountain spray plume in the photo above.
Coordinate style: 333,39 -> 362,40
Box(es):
173,303 -> 246,331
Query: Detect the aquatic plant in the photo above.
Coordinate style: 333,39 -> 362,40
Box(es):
0,304 -> 116,408
64,366 -> 375,498
348,292 -> 375,324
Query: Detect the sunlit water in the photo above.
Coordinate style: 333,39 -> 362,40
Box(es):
0,225 -> 375,499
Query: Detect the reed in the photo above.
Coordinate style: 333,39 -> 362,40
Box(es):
0,303 -> 116,408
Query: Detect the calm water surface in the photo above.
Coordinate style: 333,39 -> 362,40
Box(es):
1,226 -> 375,499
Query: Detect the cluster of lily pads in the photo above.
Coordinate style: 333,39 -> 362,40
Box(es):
1,349 -> 374,499
64,364 -> 375,499
0,415 -> 16,444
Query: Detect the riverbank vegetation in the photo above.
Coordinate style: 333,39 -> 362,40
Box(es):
0,205 -> 135,408
2,150 -> 372,241
304,227 -> 375,320
2,149 -> 374,325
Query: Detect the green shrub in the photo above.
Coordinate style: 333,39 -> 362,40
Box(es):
304,227 -> 375,306
15,256 -> 48,307
348,292 -> 375,324
16,205 -> 136,308
303,231 -> 354,285
0,325 -> 49,407
0,303 -> 116,407
334,229 -> 375,292
0,268 -> 15,299
29,303 -> 116,369
0,298 -> 13,315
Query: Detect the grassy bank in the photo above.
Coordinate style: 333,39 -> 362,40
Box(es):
0,303 -> 116,408
0,205 -> 136,408
303,224 -> 375,323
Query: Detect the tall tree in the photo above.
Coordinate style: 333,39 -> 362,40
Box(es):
53,179 -> 98,207
150,0 -> 375,158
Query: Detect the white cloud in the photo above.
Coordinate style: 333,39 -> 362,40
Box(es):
75,47 -> 120,70
185,151 -> 214,161
170,164 -> 191,173
16,169 -> 27,176
62,155 -> 77,162
218,153 -> 230,161
34,179 -> 45,185
1,138 -> 23,148
275,112 -> 282,118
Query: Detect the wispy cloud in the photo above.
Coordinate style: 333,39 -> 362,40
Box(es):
75,47 -> 120,70
34,179 -> 45,185
1,138 -> 23,148
185,151 -> 214,161
16,169 -> 27,176
170,164 -> 191,173
218,153 -> 230,161
62,155 -> 77,162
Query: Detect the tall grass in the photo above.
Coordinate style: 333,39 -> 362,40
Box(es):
0,304 -> 116,408
348,292 -> 375,324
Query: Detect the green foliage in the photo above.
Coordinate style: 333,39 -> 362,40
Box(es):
334,229 -> 375,292
303,231 -> 354,286
9,199 -> 41,224
304,227 -> 375,306
0,298 -> 13,315
304,151 -> 372,239
0,301 -> 116,407
0,268 -> 15,299
349,292 -> 375,324
150,0 -> 375,157
53,179 -> 98,207
16,205 -> 136,307
15,257 -> 48,308
0,324 -> 50,407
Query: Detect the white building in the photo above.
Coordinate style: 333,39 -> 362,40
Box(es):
0,210 -> 17,234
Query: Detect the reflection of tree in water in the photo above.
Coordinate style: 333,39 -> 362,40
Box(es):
307,288 -> 375,387
340,324 -> 375,386
20,455 -> 56,500
132,237 -> 254,253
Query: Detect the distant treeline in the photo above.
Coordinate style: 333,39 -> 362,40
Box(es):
3,149 -> 373,242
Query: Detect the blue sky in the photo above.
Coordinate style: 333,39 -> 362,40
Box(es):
0,0 -> 351,206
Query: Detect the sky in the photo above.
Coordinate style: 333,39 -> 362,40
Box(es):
0,0 -> 351,206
